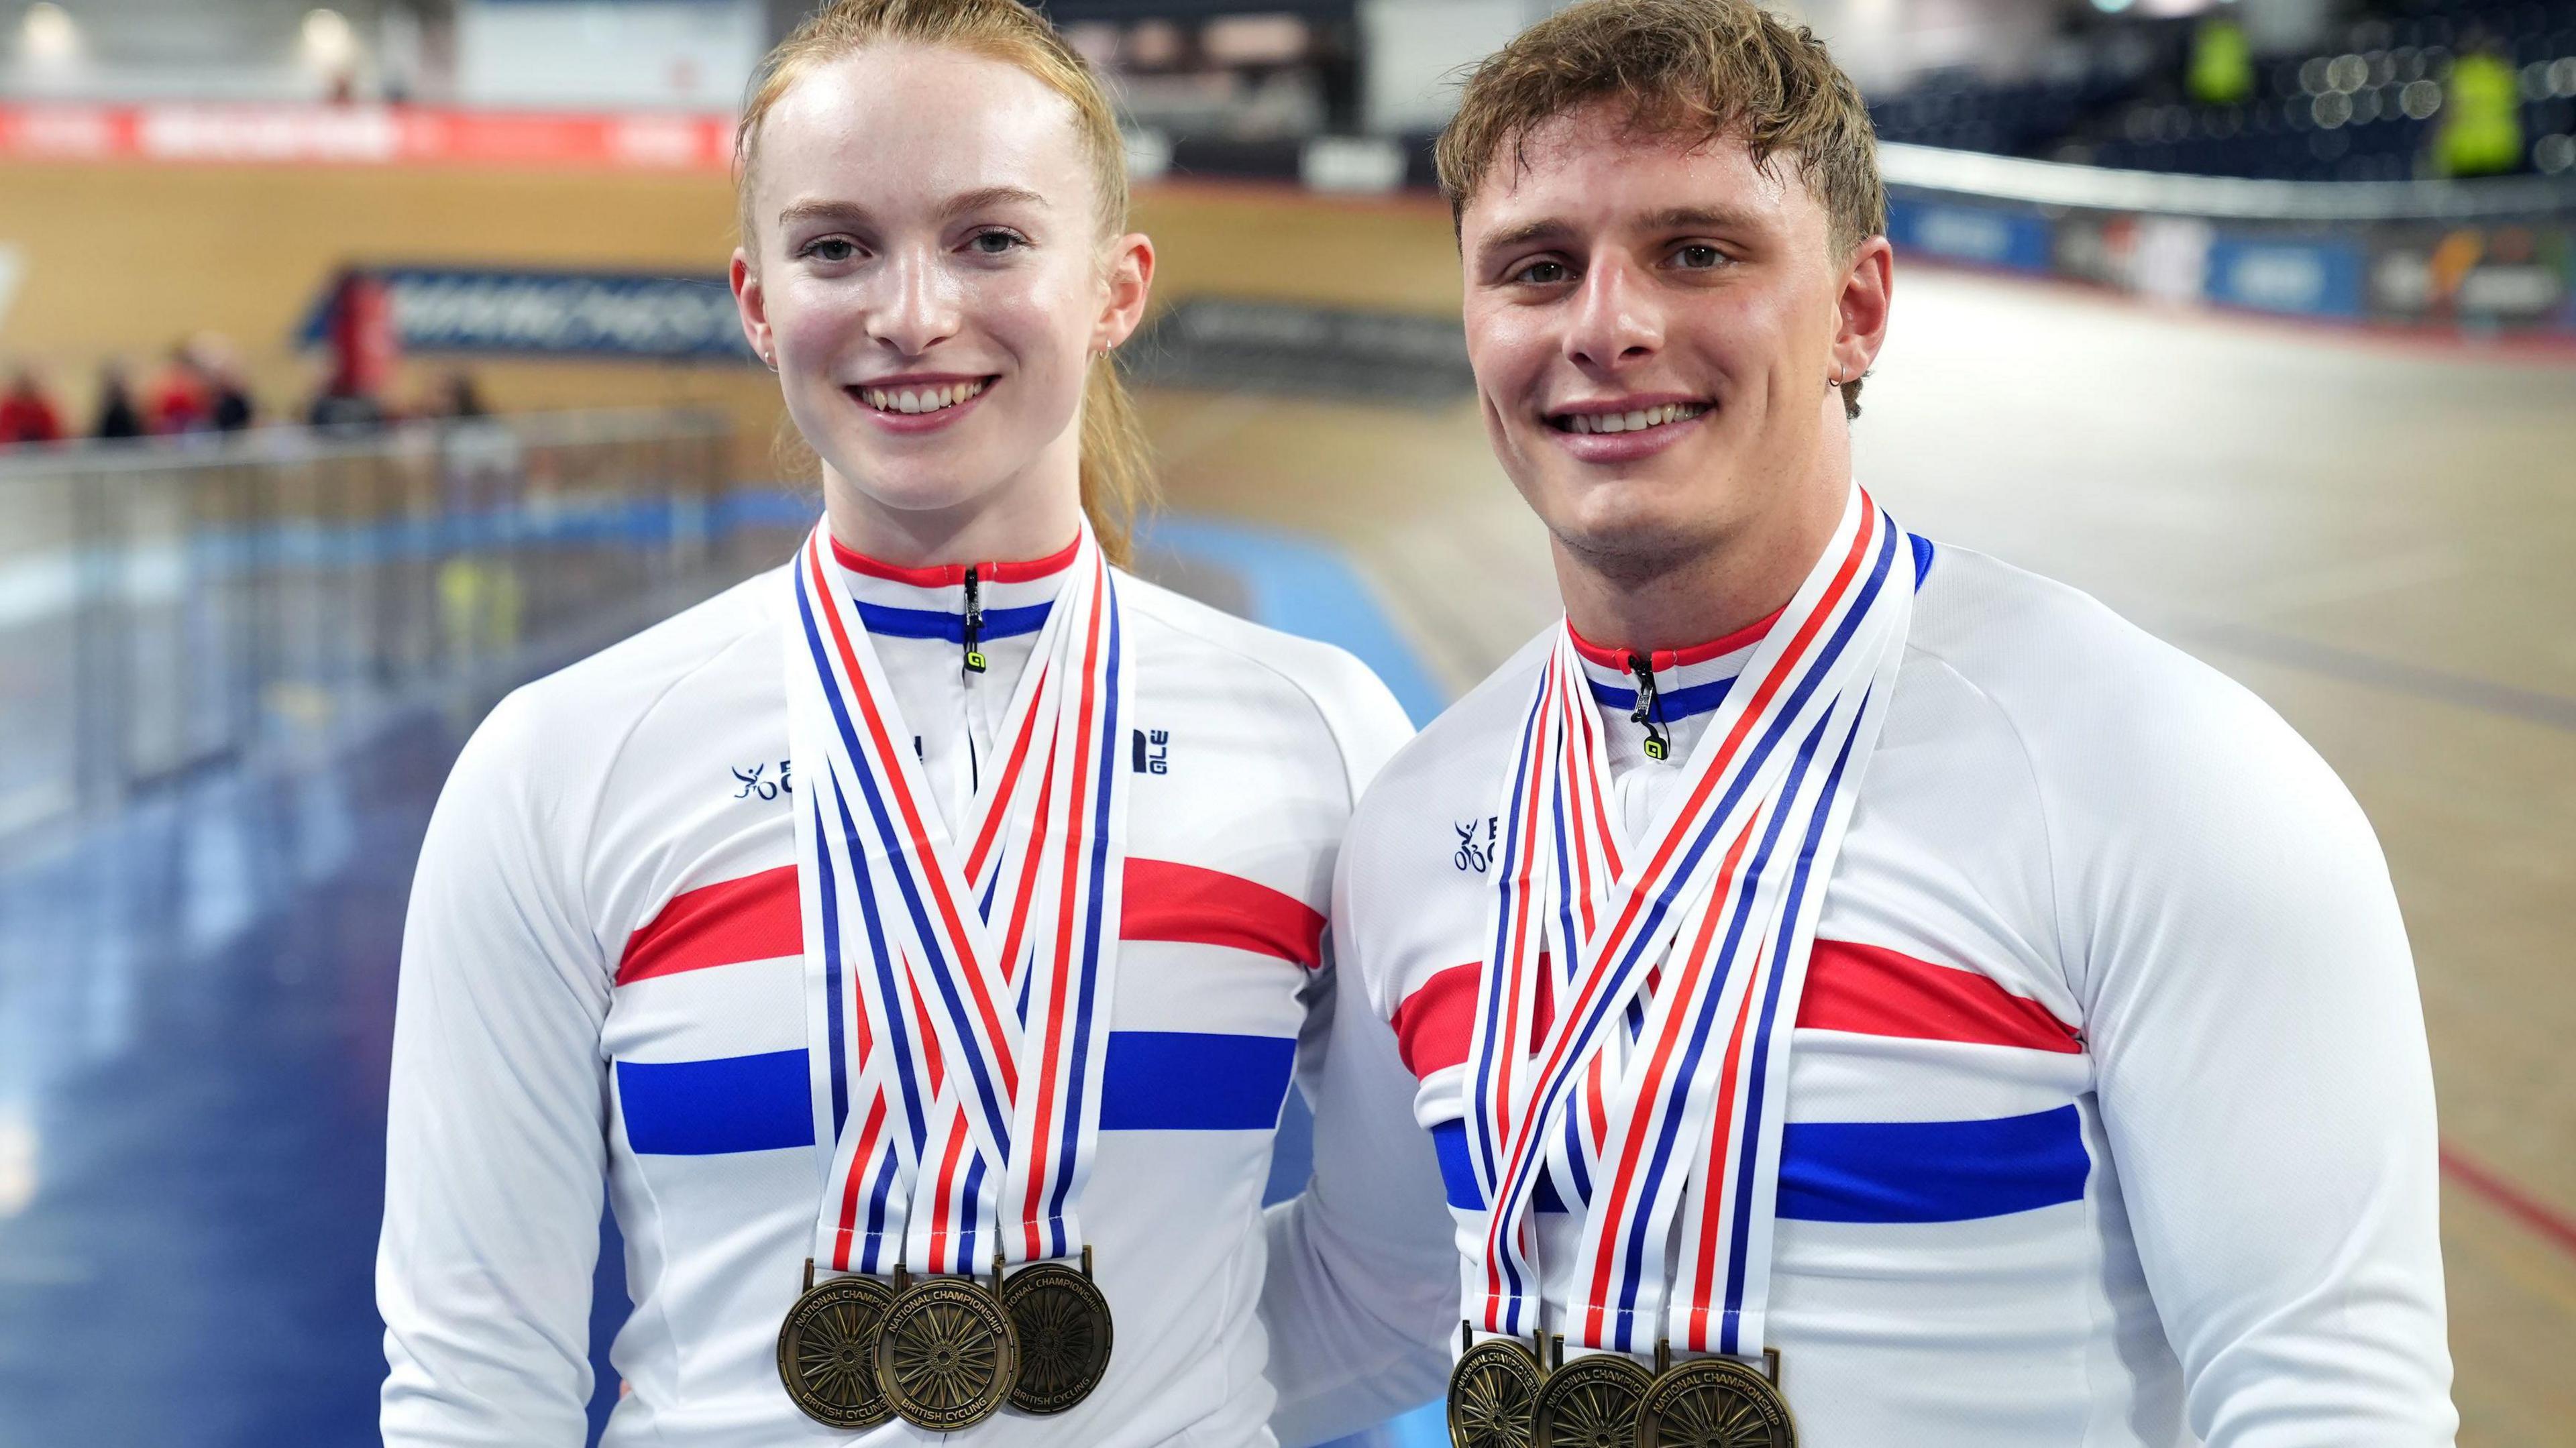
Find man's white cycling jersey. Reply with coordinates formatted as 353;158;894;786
1337;535;2457;1447
380;538;1457;1447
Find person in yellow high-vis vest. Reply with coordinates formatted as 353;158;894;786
2437;46;2524;177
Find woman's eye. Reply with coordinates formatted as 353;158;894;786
1672;243;1725;270
968;230;1026;256
1513;260;1571;286
802;238;858;264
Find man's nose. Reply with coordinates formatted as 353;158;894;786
1562;258;1661;370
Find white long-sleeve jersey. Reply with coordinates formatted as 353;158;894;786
1337;538;2457;1447
379;541;1458;1448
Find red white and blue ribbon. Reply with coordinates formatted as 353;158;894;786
785;518;1129;1282
1458;486;1913;1363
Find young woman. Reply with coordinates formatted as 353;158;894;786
376;2;1455;1443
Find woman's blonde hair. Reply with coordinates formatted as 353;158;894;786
735;0;1155;562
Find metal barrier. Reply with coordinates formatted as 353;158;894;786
0;409;734;842
1877;142;2576;331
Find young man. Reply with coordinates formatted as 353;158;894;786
1335;1;2459;1444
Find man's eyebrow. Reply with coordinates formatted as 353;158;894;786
1638;204;1763;233
1472;217;1572;262
774;187;1050;230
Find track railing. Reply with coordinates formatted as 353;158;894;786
0;408;733;842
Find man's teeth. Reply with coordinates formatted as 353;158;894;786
860;379;987;414
1560;402;1707;435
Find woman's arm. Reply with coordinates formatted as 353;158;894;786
380;691;614;1447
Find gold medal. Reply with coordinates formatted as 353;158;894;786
775;1260;896;1429
999;1247;1114;1415
1447;1322;1544;1448
1636;1347;1795;1448
1531;1338;1653;1448
875;1263;1020;1431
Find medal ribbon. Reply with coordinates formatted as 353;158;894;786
786;519;1128;1282
1458;487;1911;1355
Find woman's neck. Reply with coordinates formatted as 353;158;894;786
820;459;1088;570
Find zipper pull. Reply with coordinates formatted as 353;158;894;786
1628;651;1671;761
962;565;987;673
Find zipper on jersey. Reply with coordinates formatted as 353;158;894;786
961;565;988;674
1628;651;1672;761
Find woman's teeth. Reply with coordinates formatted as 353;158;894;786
860;379;987;414
1559;402;1707;435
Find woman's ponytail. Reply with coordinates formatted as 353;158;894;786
1078;355;1154;567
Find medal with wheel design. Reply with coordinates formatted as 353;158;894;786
1530;1341;1654;1448
1636;1349;1795;1448
1000;1247;1114;1415
874;1264;1020;1431
1446;1322;1543;1448
775;1260;897;1429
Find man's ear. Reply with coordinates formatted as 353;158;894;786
1828;235;1894;387
1094;232;1157;353
731;249;774;368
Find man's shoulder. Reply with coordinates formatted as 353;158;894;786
1905;542;2356;854
1344;627;1552;884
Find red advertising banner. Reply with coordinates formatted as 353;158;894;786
0;103;734;172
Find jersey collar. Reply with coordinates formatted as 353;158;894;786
828;533;1080;645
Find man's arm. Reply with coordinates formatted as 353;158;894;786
1259;886;1458;1447
2057;665;2456;1447
380;690;612;1447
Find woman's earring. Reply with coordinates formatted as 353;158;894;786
759;349;779;374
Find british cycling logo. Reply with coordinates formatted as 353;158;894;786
1454;817;1499;873
733;761;792;801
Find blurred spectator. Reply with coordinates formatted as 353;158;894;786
308;375;390;434
420;369;490;422
196;336;258;433
2438;40;2524;178
93;363;144;440
148;345;210;435
2186;17;2253;108
0;368;66;447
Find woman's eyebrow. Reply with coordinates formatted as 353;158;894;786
776;199;869;229
938;185;1049;218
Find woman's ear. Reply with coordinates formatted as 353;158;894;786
1094;231;1157;353
731;248;776;370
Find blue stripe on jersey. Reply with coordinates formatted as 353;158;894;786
1574;539;1930;719
1098;1031;1297;1131
1428;1105;2087;1224
619;1050;816;1156
618;1032;1298;1156
855;600;1051;644
1586;674;1734;721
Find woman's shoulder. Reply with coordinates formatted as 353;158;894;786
1116;569;1416;801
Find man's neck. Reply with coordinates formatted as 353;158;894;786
1554;467;1848;657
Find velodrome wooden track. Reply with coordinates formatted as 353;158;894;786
5;161;2572;1443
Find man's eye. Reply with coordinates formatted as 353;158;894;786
802;238;858;263
1672;243;1725;269
1513;260;1570;285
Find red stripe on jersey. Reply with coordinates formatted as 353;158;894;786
1797;939;2082;1053
1391;958;1554;1080
616;858;1322;985
617;865;801;987
829;533;1082;588
1390;940;2078;1078
1120;858;1325;969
